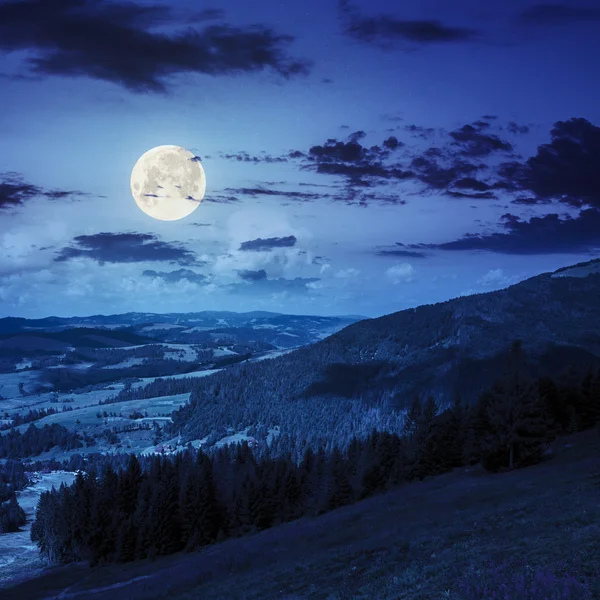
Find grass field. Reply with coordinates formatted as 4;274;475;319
3;428;599;600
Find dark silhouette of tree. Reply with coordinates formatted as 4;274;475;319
478;375;549;471
326;446;353;510
30;356;600;569
0;494;26;533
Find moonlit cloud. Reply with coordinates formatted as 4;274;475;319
386;263;415;284
54;232;200;265
239;235;298;252
0;0;598;318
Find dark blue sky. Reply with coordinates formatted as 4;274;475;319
1;0;599;317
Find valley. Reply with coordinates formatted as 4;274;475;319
2;263;600;597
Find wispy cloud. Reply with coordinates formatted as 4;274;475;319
0;0;311;93
142;268;206;284
0;172;89;209
239;235;298;251
338;0;477;49
407;209;600;255
55;232;200;265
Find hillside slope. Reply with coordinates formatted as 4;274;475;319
4;428;599;600
172;261;600;444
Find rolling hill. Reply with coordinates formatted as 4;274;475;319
171;260;600;445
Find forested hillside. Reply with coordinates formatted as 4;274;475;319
27;357;600;568
169;267;600;452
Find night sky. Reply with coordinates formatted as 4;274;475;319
1;0;599;318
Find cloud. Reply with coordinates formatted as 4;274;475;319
444;190;497;199
54;232;199;265
452;178;492;192
348;130;367;142
224;187;321;202
203;194;241;204
142;268;206;284
383;136;403;150
477;268;521;288
338;0;477;48
220;151;288;164
0;173;40;209
226;276;319;295
239;235;297;251
510;196;552;206
381;114;404;123
444;177;497;198
0;172;89;209
498;118;600;208
506;121;530;135
334;268;360;278
404;124;436;138
449;123;514;158
410;152;485;190
408;208;600;254
0;0;310;93
304;137;413;185
386;263;415;284
238;269;268;281
291;117;593;207
376;244;428;258
518;4;600;25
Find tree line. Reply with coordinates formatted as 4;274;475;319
0;460;28;533
0;423;86;459
30;354;600;566
1;406;61;431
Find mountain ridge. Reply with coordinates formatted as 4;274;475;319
171;260;600;445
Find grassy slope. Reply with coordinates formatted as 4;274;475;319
3;428;600;600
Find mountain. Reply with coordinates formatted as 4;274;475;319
0;328;155;352
171;260;600;445
0;311;363;351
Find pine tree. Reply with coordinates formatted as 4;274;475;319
195;453;221;545
88;464;119;564
0;494;26;533
326;446;354;510
117;454;142;517
153;460;183;556
115;516;137;563
134;478;154;560
250;478;275;530
479;374;549;471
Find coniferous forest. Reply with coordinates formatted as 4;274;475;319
29;354;600;567
0;460;28;533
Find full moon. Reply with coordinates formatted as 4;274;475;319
130;145;206;221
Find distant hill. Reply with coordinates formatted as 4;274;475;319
171;259;600;443
0;312;363;351
0;328;154;351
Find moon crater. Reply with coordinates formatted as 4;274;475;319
130;145;206;221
